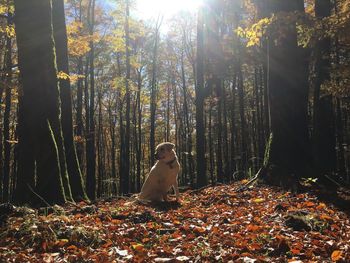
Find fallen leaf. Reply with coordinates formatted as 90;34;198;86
154;257;173;262
176;255;190;261
253;198;265;203
331;250;342;261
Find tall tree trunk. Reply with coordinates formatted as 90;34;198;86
52;0;87;201
136;69;142;191
215;77;224;183
254;67;263;163
75;1;84;167
86;0;96;200
181;50;194;186
3;9;13;202
166;83;170;142
122;0;131;194
97;87;104;197
237;65;247;174
195;5;207;187
336;98;346;179
208;101;215;184
76;58;84;166
316;95;336;178
222;83;230;181
14;0;68;205
265;0;310;187
108;106;117;194
150;20;161;166
313;0;333;179
230;79;237;177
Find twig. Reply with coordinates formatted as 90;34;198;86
27;184;52;208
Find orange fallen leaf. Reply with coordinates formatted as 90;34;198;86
66;245;78;251
131;243;144;251
102;240;113;248
247;224;260;232
320;214;333;221
55;239;69;247
316;203;326;210
249;243;262;250
331;250;342;261
291;248;301;255
304;201;315;207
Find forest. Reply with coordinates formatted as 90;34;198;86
0;0;350;262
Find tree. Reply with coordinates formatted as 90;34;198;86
312;0;336;179
52;0;87;201
2;3;13;202
121;0;131;194
86;0;96;200
264;0;310;186
13;0;71;205
149;18;162;166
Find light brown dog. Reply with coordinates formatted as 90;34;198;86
139;142;180;202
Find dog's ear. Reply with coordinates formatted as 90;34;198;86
166;143;175;151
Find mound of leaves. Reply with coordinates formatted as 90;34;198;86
0;182;349;262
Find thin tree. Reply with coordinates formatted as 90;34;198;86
52;0;87;201
122;0;131;194
150;17;162;166
195;8;208;187
2;5;13;202
86;0;96;200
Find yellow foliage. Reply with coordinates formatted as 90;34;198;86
57;72;84;85
67;21;92;57
0;25;15;38
234;17;271;47
0;5;7;15
57;71;70;80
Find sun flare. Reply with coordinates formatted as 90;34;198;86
136;0;202;19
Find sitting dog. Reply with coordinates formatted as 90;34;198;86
139;142;180;202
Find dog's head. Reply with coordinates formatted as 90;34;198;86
155;142;176;162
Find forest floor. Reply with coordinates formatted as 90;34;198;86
0;182;350;263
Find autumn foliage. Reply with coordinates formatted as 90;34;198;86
1;183;349;262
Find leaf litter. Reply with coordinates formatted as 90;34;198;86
0;182;349;262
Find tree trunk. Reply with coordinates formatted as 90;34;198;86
237;65;247;173
2;10;13;202
14;0;67;205
215;77;224;183
150;20;161;166
52;0;87;201
313;0;333;179
265;0;310;187
316;95;336;178
230;78;237;178
181;50;194;186
195;7;207;187
136;69;142;191
223;82;230;181
86;0;96;200
75;1;84;167
122;0;131;194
